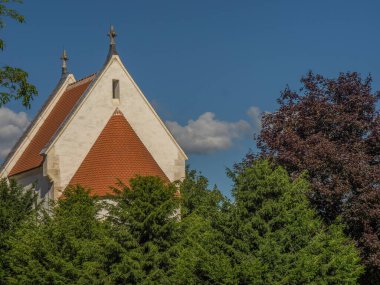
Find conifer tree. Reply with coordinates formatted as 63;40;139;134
229;160;364;284
3;170;364;284
169;169;237;284
5;186;120;284
106;176;180;284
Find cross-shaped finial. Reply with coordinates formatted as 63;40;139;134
60;49;68;75
108;25;117;45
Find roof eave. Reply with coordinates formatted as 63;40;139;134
0;74;76;176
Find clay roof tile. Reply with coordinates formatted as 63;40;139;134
8;75;95;176
69;109;169;196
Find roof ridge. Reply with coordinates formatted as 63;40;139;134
67;73;96;89
113;108;123;116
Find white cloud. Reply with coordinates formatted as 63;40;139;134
166;107;262;154
247;106;262;130
0;105;263;159
0;108;30;159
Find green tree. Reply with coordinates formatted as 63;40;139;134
168;214;236;285
3;169;364;284
5;186;120;284
230;160;364;284
107;174;237;285
168;169;237;284
0;0;37;108
0;178;38;284
254;72;379;283
180;167;228;220
106;176;180;284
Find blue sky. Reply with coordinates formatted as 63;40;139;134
1;0;380;197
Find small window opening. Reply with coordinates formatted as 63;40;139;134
112;79;120;99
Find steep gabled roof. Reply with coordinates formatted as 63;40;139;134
0;74;71;175
40;27;120;156
42;54;187;161
69;109;169;196
3;26;187;187
8;75;95;176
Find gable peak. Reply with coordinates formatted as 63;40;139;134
113;108;123;116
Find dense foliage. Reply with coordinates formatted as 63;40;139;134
0;163;364;284
0;178;38;284
229;160;363;284
0;0;37;108
253;72;380;283
5;186;118;284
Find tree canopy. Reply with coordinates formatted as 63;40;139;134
229;160;363;284
254;71;380;283
0;178;38;284
1;165;364;284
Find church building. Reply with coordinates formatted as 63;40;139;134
0;26;187;202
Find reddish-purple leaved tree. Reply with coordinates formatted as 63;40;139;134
257;72;380;283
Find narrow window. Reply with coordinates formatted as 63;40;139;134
112;79;120;99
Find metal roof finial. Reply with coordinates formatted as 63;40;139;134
107;25;118;57
60;49;68;76
108;25;117;46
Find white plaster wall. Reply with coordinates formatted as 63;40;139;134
11;167;53;208
46;56;186;193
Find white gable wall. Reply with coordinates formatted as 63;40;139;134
45;56;186;196
11;167;53;207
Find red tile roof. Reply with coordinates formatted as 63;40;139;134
69;109;169;196
9;75;95;176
